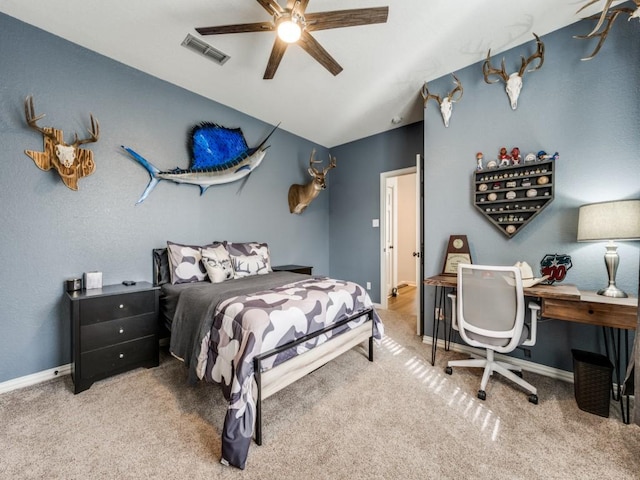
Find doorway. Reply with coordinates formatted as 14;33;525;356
379;156;423;335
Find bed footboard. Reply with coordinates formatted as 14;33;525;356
252;308;374;445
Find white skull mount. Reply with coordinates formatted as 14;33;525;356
55;144;77;168
483;33;544;110
505;73;523;110
421;74;463;128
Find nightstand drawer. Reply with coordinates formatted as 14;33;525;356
81;313;157;352
80;290;156;325
80;336;157;379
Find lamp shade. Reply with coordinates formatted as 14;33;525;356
577;199;640;242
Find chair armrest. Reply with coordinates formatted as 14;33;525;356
522;301;540;347
448;293;458;331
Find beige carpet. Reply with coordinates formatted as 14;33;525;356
1;309;638;479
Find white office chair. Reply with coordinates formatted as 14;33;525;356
445;264;540;404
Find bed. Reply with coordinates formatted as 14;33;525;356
153;242;383;469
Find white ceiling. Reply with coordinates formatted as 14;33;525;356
0;0;612;147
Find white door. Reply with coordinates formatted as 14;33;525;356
380;161;422;337
384;179;396;298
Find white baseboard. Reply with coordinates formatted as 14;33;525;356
422;335;575;384
0;364;71;395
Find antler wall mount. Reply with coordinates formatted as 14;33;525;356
575;0;640;60
23;96;100;191
421;74;463;127
195;0;389;79
482;33;545;110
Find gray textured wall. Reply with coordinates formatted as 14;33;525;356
0;14;330;383
331;20;639;371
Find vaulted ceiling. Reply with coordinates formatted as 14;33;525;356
0;0;616;147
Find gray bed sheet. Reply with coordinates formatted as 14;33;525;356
162;271;309;384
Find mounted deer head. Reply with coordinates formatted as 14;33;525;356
575;0;640;60
482;33;544;110
288;149;336;214
24;96;100;190
421;73;463;127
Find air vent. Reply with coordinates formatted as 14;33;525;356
181;34;230;65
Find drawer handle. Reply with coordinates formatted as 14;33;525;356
118;327;124;334
588;309;594;315
119;304;124;309
119;353;124;359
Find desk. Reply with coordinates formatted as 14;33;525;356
424;274;638;422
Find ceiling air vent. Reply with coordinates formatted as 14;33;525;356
181;34;230;65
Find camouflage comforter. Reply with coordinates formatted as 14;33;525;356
199;276;383;469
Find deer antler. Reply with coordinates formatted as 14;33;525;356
24;96;57;143
482;51;509;84
72;114;100;148
308;148;322;174
517;33;544;76
323;155;336;174
447;74;464;102
420;83;442;106
575;0;637;60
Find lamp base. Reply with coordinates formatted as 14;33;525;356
597;285;628;298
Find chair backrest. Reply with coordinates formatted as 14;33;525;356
456;264;525;353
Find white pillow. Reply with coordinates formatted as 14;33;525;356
202;244;234;283
232;254;269;279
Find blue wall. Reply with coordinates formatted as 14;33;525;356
2;12;638;384
331;20;639;371
0;13;330;383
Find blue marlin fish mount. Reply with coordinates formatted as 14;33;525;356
122;122;278;204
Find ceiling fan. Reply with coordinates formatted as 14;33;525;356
195;0;389;79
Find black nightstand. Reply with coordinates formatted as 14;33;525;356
67;282;160;394
272;264;313;275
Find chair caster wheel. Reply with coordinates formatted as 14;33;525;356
477;390;487;401
528;394;538;404
445;366;453;375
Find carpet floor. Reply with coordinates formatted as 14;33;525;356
1;308;638;479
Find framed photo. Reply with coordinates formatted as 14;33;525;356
441;235;472;275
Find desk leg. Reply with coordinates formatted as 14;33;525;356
602;326;631;424
430;286;451;366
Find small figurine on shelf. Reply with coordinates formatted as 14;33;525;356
524;152;536;163
510;147;522;165
476;152;484;171
537;150;548;161
498;147;511;167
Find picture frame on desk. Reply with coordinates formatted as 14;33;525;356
441;235;472;275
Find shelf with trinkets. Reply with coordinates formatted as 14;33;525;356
473;153;555;238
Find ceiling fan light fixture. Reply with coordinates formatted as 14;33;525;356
277;14;302;43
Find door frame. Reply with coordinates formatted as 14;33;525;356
379;165;421;335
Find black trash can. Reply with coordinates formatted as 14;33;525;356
572;349;613;417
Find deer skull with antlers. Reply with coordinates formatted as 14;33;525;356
288;149;336;214
575;0;640;60
482;33;545;110
24;96;100;190
421;74;463;127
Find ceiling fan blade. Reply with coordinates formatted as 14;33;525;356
196;22;274;35
264;37;289;79
305;7;389;31
256;0;284;16
287;0;310;14
298;31;343;76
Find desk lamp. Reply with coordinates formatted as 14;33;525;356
577;199;640;298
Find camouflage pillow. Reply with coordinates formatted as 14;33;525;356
202;244;234;283
166;241;219;285
225;241;272;272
